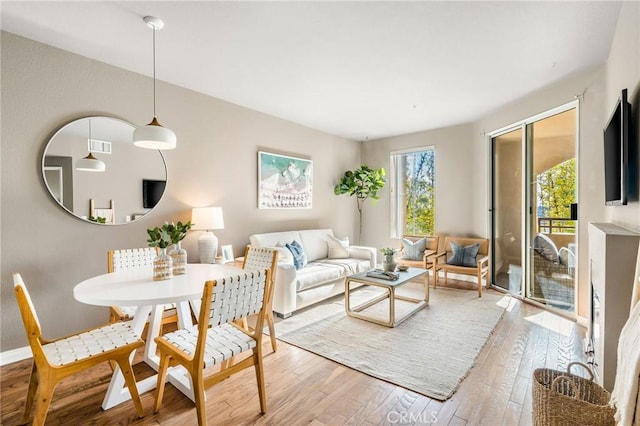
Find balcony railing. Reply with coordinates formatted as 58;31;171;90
537;217;576;234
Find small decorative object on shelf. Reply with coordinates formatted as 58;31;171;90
380;247;398;272
166;221;192;275
147;225;173;281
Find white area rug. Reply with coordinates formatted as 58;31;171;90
275;285;507;400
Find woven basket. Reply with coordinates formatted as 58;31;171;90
532;362;616;426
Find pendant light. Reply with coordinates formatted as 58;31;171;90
133;16;176;150
76;118;106;172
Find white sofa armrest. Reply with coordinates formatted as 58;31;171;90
348;245;377;266
272;263;297;318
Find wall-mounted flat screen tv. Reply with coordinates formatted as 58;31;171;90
603;88;630;206
142;179;166;209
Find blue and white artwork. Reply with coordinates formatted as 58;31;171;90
258;151;312;209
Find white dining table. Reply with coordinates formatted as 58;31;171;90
74;263;244;410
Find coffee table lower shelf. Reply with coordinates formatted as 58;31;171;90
345;267;429;327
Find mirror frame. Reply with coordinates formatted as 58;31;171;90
41;116;167;225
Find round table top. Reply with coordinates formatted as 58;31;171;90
74;263;243;307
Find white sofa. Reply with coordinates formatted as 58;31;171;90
249;229;377;318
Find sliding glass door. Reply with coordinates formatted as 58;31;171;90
491;105;577;314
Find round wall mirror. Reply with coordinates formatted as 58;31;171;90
42;116;167;225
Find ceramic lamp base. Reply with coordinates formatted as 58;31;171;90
198;231;218;264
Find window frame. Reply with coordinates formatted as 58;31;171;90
389;146;436;238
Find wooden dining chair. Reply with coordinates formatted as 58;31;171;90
154;270;271;425
107;248;179;334
13;273;145;425
241;246;279;352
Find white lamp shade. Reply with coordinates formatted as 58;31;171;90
191;207;224;230
133;117;176;150
76;153;106;172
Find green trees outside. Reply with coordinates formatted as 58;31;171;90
403;150;435;235
536;158;576;233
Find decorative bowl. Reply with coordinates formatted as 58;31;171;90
397;265;409;272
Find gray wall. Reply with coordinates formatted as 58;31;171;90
1;32;361;351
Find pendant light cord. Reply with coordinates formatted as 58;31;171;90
152;27;157;117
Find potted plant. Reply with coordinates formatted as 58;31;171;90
147;226;173;280
380;247;398;272
165;221;192;275
334;164;386;244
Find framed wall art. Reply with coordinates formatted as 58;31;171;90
258;151;312;209
221;245;234;263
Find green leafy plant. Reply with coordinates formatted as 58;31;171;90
147;226;172;249
334;165;386;243
88;216;106;224
380;247;398;257
163;221;193;244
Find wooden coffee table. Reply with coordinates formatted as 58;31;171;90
345;267;429;327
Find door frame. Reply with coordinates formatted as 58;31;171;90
487;99;580;317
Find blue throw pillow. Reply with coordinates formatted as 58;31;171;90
446;242;480;267
285;240;308;270
402;237;426;261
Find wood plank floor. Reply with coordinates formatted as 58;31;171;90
1;281;587;425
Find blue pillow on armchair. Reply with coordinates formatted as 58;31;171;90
446;242;480;267
285;240;308;270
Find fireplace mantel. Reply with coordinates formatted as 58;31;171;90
588;222;640;391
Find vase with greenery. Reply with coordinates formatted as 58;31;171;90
166;221;192;275
147;225;173;281
380;247;398;272
334;165;386;243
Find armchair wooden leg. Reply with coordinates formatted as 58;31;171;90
477;270;482;297
21;362;38;424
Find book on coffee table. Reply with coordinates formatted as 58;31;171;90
365;269;399;281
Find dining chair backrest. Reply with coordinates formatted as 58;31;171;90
13;274;43;354
200;270;270;329
242;246;278;285
108;247;158;272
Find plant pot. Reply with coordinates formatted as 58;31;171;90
382;255;397;272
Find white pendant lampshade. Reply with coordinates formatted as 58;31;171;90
76;153;106;172
76;118;106;172
133;117;176;149
191;207;225;264
133;16;176;150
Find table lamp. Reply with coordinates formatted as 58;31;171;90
191;207;224;263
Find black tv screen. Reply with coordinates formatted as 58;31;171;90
603;89;630;206
142;179;166;208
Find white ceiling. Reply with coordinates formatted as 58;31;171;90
1;1;621;141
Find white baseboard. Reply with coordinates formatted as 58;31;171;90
0;346;32;366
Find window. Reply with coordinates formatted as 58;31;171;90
390;147;436;238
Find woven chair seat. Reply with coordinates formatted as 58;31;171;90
116;303;178;320
42;322;140;366
159;323;256;366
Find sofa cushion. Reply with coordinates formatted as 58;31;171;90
402;237;426;260
250;231;302;249
286;240;307;270
299;229;334;261
327;235;349;259
447;242;480;267
294;258;370;292
533;233;559;263
273;243;294;265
